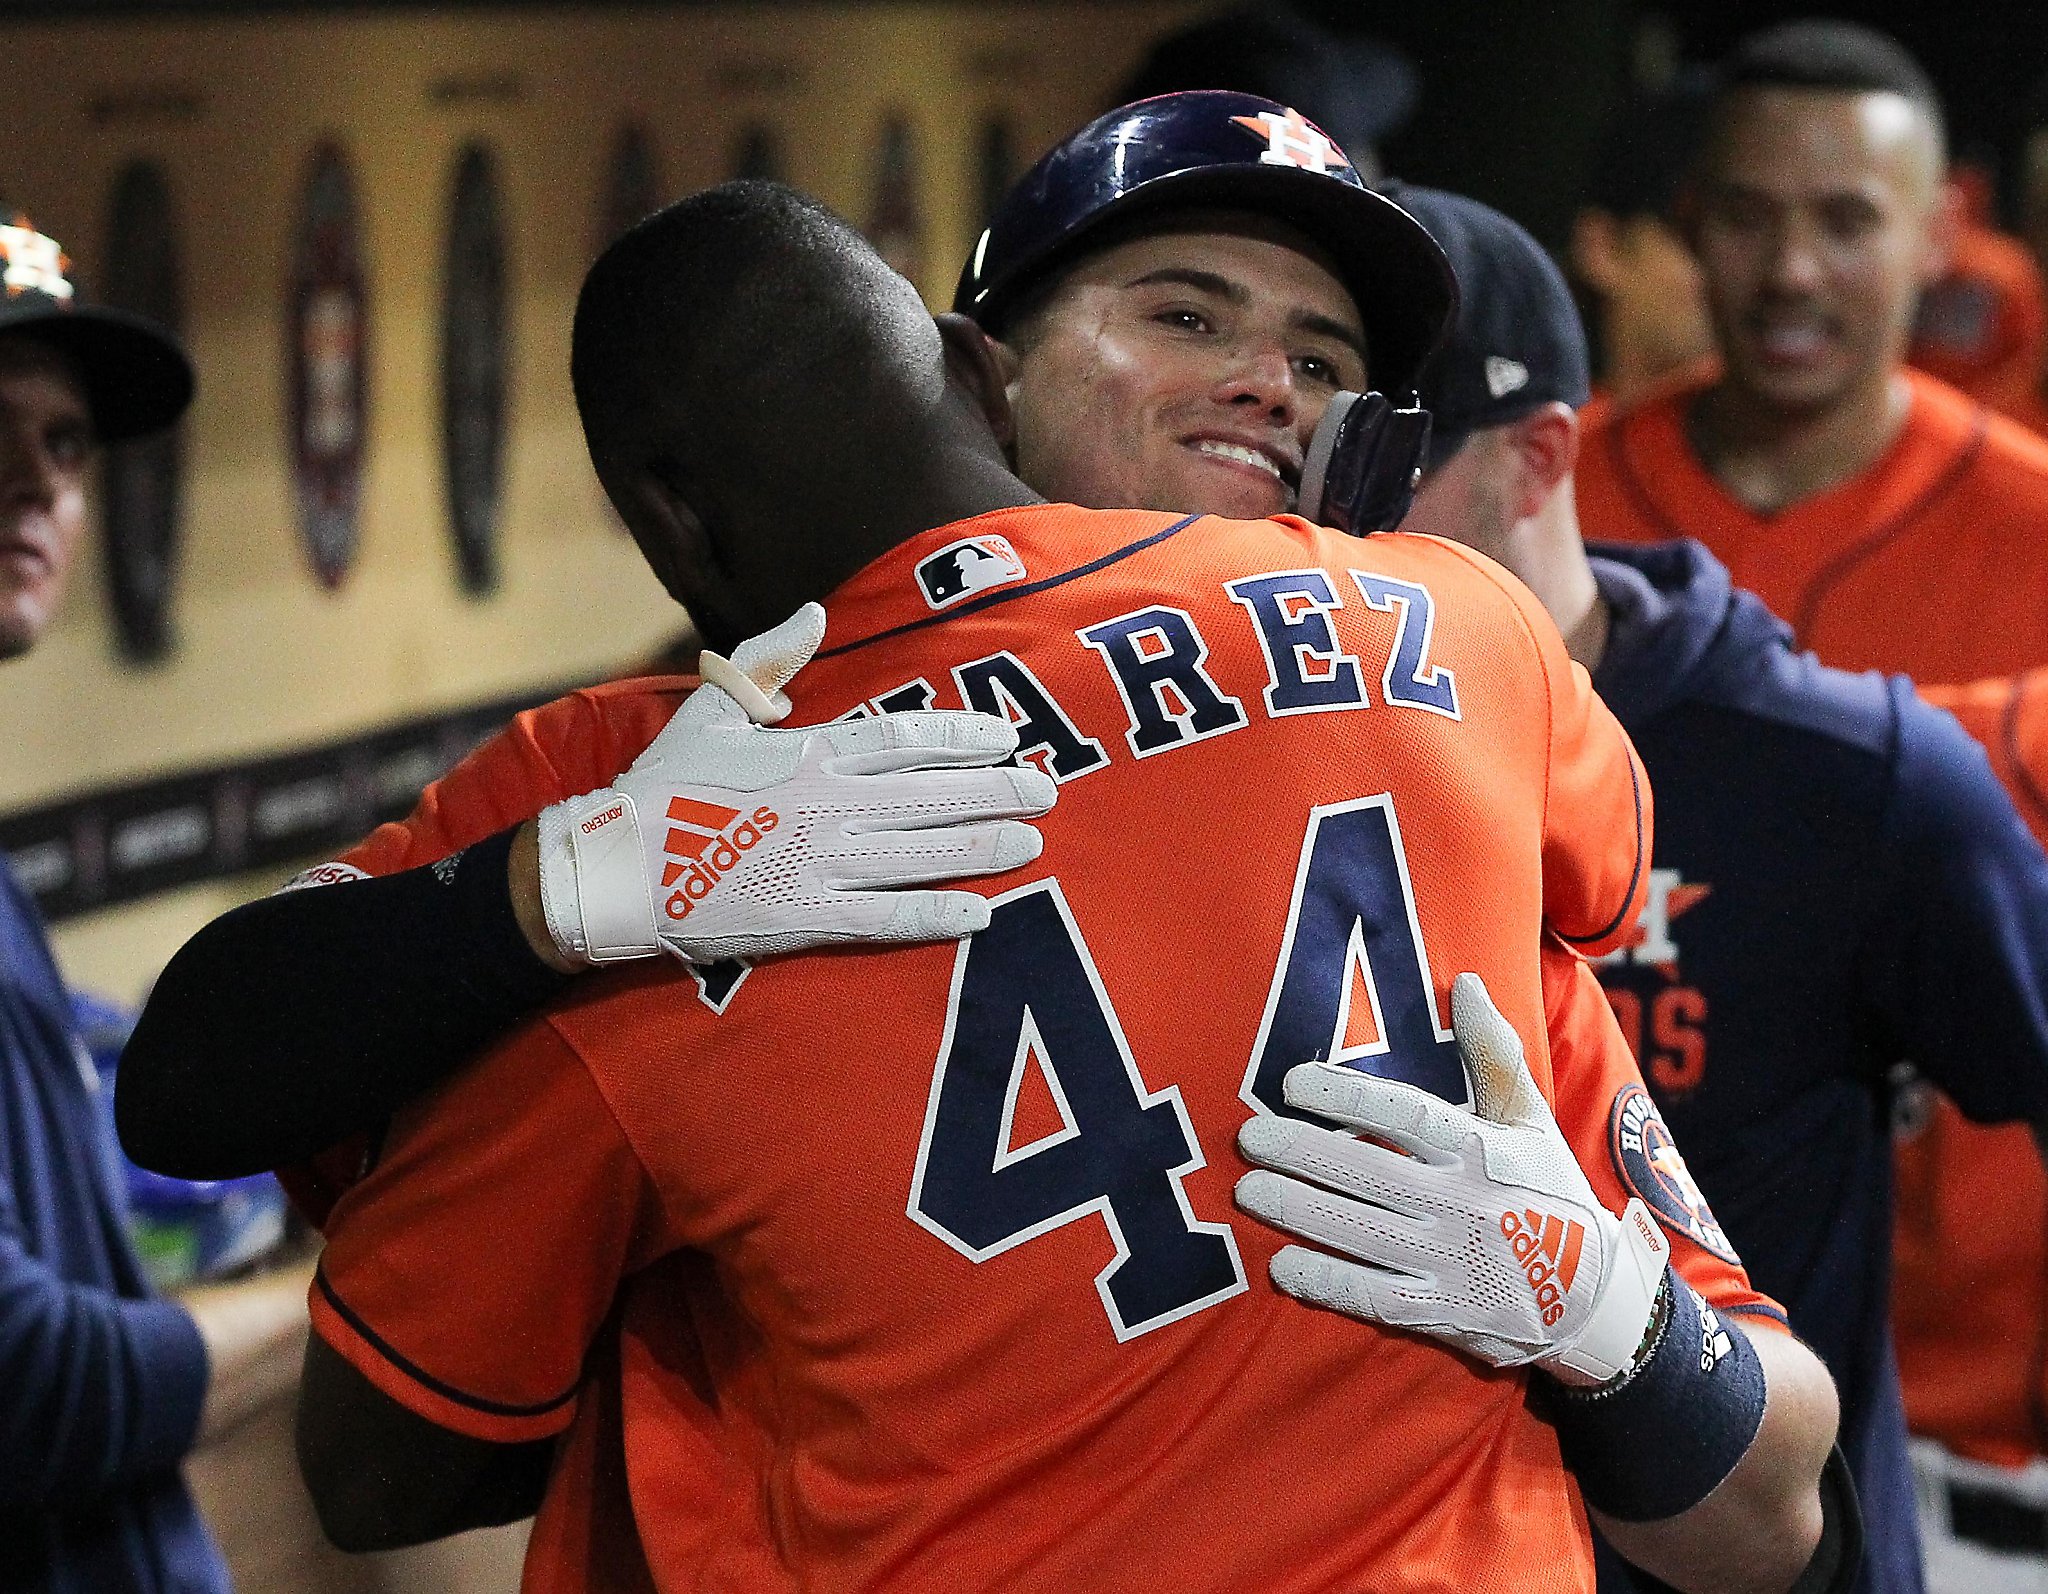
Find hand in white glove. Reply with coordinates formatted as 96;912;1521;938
1234;972;1669;1387
537;603;1056;966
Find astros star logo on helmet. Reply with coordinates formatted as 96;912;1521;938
1229;108;1350;175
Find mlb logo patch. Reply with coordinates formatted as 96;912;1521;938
916;534;1026;610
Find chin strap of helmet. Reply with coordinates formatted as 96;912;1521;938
1296;390;1433;535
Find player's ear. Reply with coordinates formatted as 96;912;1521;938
1922;175;1965;285
1509;402;1580;517
603;457;749;650
935;311;1017;450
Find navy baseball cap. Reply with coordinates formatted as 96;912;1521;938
956;91;1457;398
0;208;193;442
1378;183;1589;463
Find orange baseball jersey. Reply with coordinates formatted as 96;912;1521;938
1894;669;2048;1466
309;505;1772;1592
1577;366;2048;682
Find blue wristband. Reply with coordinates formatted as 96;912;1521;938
1549;1267;1768;1522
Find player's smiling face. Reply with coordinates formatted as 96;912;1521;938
1690;86;1948;417
996;215;1367;521
0;335;93;661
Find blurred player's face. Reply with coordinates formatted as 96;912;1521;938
0;336;93;661
1690;86;1947;417
1000;217;1367;520
1571;209;1713;388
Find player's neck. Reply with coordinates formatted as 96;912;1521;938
788;441;1042;602
1499;481;1608;672
1599;315;1683;410
1686;368;1912;516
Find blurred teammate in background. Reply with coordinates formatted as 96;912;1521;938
0;211;310;1594
1393;178;2048;1594
1577;21;2048;682
1569;73;1716;408
2015;72;2048;357
1891;668;2048;1592
1905;160;2048;426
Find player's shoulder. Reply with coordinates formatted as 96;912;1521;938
1701;633;1900;764
1920;671;2029;739
554;673;697;713
514;674;695;752
1270;520;1560;656
1976;404;2048;483
1275;517;1542;600
1909;368;2048;488
1580;361;1716;446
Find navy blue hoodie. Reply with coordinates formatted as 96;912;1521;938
1585;540;2048;1594
0;857;226;1593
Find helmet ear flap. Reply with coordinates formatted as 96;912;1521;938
1297;391;1433;535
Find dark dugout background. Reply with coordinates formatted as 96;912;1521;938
1292;0;2035;246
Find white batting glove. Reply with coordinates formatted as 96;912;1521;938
1235;973;1669;1388
536;603;1056;966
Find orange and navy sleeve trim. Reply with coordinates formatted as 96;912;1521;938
309;1266;581;1445
2000;671;2048;836
1555;746;1648;949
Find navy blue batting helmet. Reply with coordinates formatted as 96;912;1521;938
952;91;1457;398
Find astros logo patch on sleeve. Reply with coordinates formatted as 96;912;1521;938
1608;1084;1737;1262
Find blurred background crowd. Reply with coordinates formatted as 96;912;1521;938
12;1;2048;1590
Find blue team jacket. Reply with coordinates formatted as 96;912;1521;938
1585;539;2048;1594
0;858;227;1593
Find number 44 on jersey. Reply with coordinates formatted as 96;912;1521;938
908;794;1471;1340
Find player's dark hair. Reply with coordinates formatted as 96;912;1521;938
572;180;902;473
1716;21;1945;149
570;178;1031;649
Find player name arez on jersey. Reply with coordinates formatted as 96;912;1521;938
310;507;1776;1594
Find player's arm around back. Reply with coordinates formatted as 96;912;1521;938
117;606;1053;1180
1236;972;1840;1593
1589;1324;1839;1594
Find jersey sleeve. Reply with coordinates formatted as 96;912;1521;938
277;680;687;1228
1481;561;1651;958
1540;939;1786;1328
308;1015;669;1443
340;682;688;875
1861;681;2048;1125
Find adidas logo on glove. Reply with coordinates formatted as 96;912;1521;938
661;795;781;921
1501;1208;1586;1328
